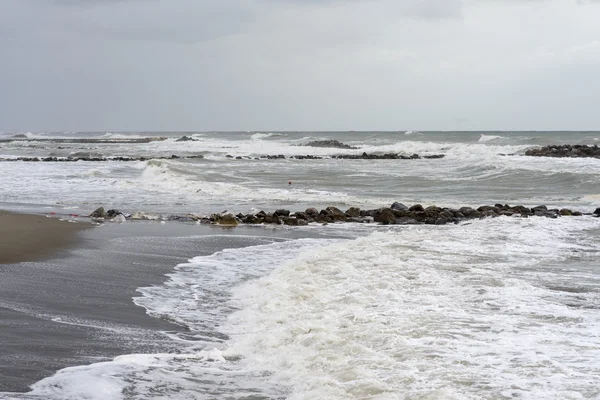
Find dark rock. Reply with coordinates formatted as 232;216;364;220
303;140;358;149
176;136;197;142
594;208;600;216
305;208;319;218
525;144;600;158
90;207;107;218
391;202;408;211
409;204;425;212
559;209;572;216
396;217;420;225
345;207;361;217
106;209;122;218
374;208;396;225
274;209;291;217
213;213;238;226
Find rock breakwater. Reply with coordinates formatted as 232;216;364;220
0;155;205;162
525;144;600;158
86;203;596;226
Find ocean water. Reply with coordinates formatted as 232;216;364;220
1;131;599;399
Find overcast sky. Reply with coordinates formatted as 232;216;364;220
1;0;599;131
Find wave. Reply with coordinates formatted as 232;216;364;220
478;133;505;143
5;217;600;399
250;132;282;140
225;217;600;399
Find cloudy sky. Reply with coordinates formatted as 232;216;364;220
1;0;599;131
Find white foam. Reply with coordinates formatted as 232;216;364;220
478;133;505;142
250;132;282;140
224;217;600;399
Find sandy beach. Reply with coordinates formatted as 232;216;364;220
0;211;91;265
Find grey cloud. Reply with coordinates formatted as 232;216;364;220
1;0;600;131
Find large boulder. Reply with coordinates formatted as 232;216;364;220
345;207;361;217
391;202;408;211
213;213;238;226
374;208;396;225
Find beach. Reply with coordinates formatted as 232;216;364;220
0;131;599;399
0;217;326;394
0;212;91;265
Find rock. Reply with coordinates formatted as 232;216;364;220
409;204;425;212
106;209;122;218
213;213;238;226
131;211;160;221
391;202;408;211
305;208;319;218
531;205;548;212
525;144;600;158
345;207;361;217
303;140;358;149
294;212;311;221
396;217;420;225
326;206;346;221
282;217;308;226
111;214;127;223
90;207;107;218
374;208;396;225
176;136;197;142
594;208;600;216
274;209;291;217
559;209;572;216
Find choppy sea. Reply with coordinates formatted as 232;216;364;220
0;131;599;399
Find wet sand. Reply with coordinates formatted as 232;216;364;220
0;211;92;264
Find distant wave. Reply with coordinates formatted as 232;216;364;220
404;130;422;135
251;132;282;140
478;134;505;143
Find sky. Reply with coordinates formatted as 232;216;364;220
0;0;599;131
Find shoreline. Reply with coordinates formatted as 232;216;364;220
0;211;93;265
0;220;325;392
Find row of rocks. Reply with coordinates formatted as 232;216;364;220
88;203;598;226
223;152;446;160
0;137;167;144
301;140;359;149
0;155;205;162
334;152;445;160
525;144;600;158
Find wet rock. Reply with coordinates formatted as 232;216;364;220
212;213;238;226
374;208;396;225
303;140;358;149
90;207;107;219
106;209;122;218
176;136;197;142
396;217;420;225
559;209;572;216
345;207;361;217
391;202;408;211
409;204;425;212
282;217;308;226
274;209;291;217
325;206;346;221
305;208;319;218
525;144;600;158
594;208;600;216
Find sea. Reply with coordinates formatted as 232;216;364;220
0;130;599;399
